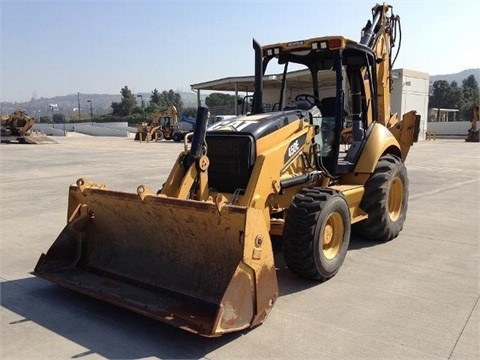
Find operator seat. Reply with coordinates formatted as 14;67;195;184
283;99;313;111
319;97;336;117
295;100;314;110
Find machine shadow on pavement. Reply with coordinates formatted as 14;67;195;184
1;278;241;359
347;234;385;250
3;238;359;357
272;234;381;297
2;235;391;358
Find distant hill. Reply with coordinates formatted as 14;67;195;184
0;91;207;120
2;69;477;119
429;68;479;85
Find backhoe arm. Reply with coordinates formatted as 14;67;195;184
360;3;401;128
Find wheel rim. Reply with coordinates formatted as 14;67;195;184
322;212;344;260
388;176;404;221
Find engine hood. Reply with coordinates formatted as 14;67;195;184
207;109;310;140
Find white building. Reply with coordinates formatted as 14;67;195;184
391;69;430;140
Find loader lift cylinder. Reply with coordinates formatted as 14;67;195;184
185;106;209;169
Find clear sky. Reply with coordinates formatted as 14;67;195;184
1;0;479;102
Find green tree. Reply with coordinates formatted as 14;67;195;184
53;113;66;124
430;80;452;109
429;80;463;120
111;86;138;116
459;75;479;120
449;81;463;109
150;88;162;106
462;75;479;105
430;76;479;121
429;80;448;109
39;115;51;124
182;107;197;118
144;103;161;116
205;92;239;107
132;106;145;115
157;89;183;112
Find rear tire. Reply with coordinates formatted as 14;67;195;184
353;154;408;241
283;188;351;281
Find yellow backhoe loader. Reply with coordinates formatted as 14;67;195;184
34;3;420;337
1;110;55;144
135;105;178;142
465;104;479;142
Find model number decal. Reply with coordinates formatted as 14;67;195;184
284;134;307;163
288;140;300;157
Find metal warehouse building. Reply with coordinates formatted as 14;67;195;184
191;68;430;140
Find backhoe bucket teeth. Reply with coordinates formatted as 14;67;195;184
33;183;278;337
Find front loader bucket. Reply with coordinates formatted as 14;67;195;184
23;134;57;144
33;180;278;337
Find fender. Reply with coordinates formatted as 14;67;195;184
354;123;401;173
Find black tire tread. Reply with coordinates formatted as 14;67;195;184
283;187;348;281
354;154;408;241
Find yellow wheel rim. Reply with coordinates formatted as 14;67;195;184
322;212;344;260
388;176;404;221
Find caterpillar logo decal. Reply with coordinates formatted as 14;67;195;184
208;119;259;132
284;134;307;163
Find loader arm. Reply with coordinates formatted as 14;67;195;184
160;106;210;200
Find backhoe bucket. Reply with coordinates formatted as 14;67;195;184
33;181;278;337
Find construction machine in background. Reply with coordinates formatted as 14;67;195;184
465;104;479;142
34;3;420;337
134;105;178;142
172;120;195;142
1;110;55;144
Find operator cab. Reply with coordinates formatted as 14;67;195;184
253;37;378;176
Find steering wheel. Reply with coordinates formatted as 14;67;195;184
295;94;321;108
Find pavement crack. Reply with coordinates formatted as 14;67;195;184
448;294;480;359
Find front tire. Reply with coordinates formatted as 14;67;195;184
155;131;164;142
283;188;351;281
173;132;182;142
353;154;408;241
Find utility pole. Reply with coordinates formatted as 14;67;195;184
86;99;94;125
77;92;81;121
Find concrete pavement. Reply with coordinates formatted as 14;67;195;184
1;137;478;359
